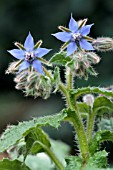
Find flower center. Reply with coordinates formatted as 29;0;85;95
24;52;35;63
72;33;82;41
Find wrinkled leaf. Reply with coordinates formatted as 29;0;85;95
93;96;113;116
90;130;113;154
25;127;51;156
87;150;108;168
0;111;67;153
53;66;60;93
98;118;113;131
65;156;82;170
70;87;113;99
76;102;90;118
0;159;30;170
50;52;71;66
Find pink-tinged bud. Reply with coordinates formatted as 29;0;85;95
83;94;94;107
87;52;100;64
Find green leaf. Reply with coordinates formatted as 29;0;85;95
0;159;30;170
98;118;113;131
53;66;60;93
92;96;113;116
70;87;113;99
87;150;108;168
66;60;74;69
86;66;97;76
25;127;51;156
0;111;67;153
65;156;82;170
50;51;71;66
76;102;90;118
90;130;113;154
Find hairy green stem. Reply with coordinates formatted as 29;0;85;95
69;115;89;161
43;67;73;109
66;67;73;89
87;111;95;143
43;67;89;162
65;67;89;162
37;141;64;170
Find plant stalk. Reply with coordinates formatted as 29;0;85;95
37;141;65;170
43;66;89;162
87;111;95;143
64;67;89;162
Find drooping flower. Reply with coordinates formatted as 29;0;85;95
52;15;94;56
8;32;51;75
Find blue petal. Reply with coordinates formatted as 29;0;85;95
80;39;94;50
52;32;71;42
24;32;34;51
8;49;25;59
79;24;93;36
67;42;77;56
19;61;30;72
69;15;78;32
32;60;44;75
34;48;51;58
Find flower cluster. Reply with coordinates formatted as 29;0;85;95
66;51;100;79
14;70;53;99
7;15;113;97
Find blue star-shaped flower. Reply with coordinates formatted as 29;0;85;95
52;16;94;56
8;32;51;75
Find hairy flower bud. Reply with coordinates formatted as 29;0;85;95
92;37;113;51
67;51;98;79
6;61;22;74
14;71;27;83
14;69;53;99
83;94;94;107
87;52;100;64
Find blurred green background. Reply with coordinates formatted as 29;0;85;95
0;0;113;150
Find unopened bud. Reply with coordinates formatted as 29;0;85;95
74;62;80;70
6;61;22;74
14;71;27;83
93;37;113;51
83;61;90;68
27;72;39;82
87;52;100;64
15;82;25;90
83;94;94;107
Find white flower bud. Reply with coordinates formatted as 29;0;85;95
83;94;94;107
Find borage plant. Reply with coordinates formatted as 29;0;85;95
1;15;113;170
